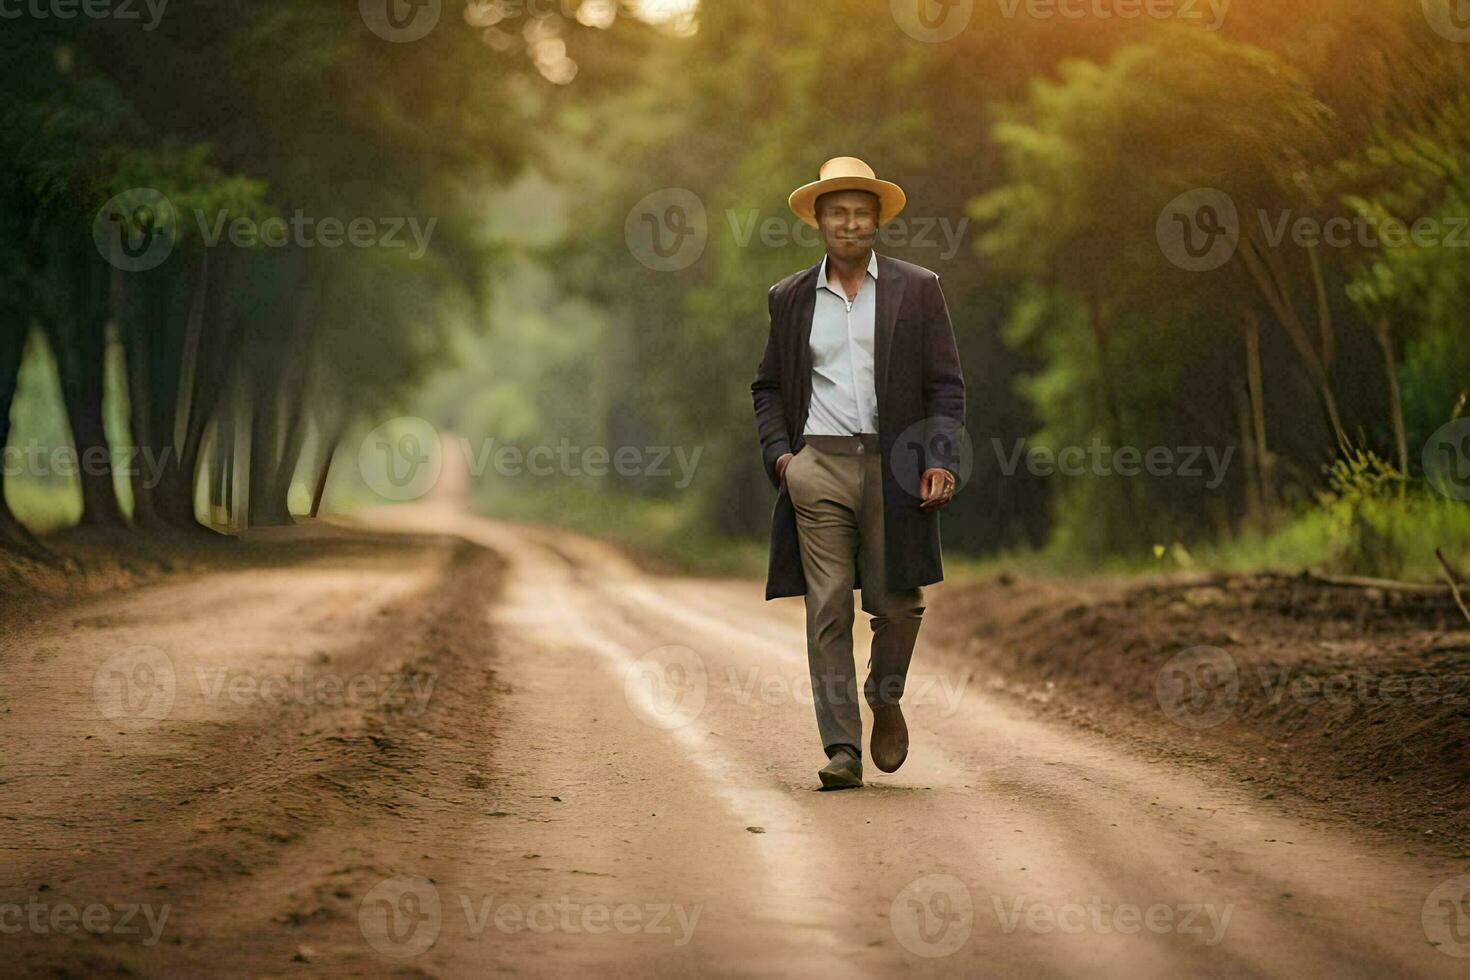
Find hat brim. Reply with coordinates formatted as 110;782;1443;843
788;177;906;229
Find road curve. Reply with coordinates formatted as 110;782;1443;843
373;499;1464;978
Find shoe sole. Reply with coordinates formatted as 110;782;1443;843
818;771;863;790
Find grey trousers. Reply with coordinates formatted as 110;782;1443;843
785;434;925;759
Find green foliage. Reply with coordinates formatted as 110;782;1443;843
9;0;1467;581
1316;449;1407;577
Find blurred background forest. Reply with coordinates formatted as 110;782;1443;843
4;0;1470;583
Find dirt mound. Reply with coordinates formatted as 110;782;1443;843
930;571;1470;854
0;519;401;609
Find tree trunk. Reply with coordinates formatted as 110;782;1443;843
119;268;163;526
265;284;322;518
1085;291;1139;539
1239;306;1275;517
129;254;196;529
167;251;241;529
1236;233;1352;457
246;387;292;526
0;317;49;558
1372;315;1409;480
39;232;123;528
309;413;347;518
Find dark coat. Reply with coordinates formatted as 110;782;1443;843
751;253;966;600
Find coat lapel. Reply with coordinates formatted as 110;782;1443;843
795;261;820;357
792;261;820;443
873;254;906;414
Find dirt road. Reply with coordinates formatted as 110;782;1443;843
3;494;1466;976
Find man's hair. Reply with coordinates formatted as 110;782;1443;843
815;188;880;221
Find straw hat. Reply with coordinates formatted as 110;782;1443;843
788;156;907;229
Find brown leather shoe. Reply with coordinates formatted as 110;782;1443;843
870;704;909;773
817;747;863;790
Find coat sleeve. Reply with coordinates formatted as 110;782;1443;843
751;283;793;489
921;272;967;480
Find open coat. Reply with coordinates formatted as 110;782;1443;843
751;253;966;600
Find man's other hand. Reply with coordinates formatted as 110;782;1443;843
919;468;956;510
776;452;795;488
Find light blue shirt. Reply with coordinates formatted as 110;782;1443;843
804;249;879;436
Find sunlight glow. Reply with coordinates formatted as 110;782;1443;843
630;0;699;35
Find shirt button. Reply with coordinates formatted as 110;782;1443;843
856;444;865;454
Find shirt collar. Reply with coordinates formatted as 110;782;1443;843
816;250;880;292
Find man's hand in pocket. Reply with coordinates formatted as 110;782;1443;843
776;452;795;489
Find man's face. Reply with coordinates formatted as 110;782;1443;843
816;190;880;261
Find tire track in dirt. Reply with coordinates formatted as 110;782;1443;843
5;502;1465;977
1;534;512;976
474;516;1464;977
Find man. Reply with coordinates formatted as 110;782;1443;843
751;156;966;790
